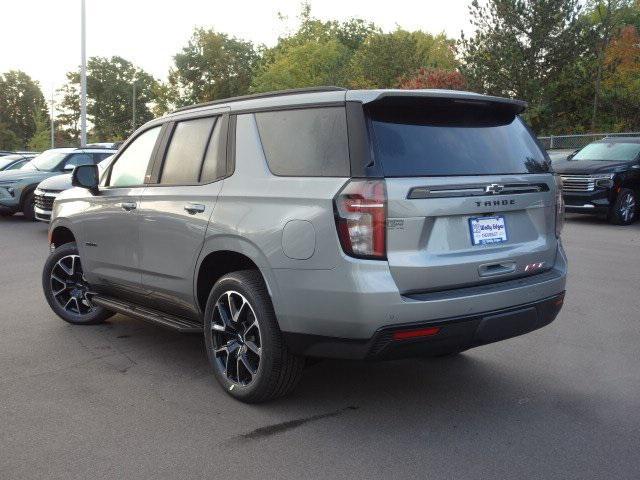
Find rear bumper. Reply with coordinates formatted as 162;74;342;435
284;292;565;359
273;242;567;341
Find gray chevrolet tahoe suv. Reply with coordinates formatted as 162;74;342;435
42;87;567;403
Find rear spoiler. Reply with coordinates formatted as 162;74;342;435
347;89;527;115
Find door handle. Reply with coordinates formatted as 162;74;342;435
121;202;137;211
184;203;206;215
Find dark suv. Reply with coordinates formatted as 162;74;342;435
42;88;567;403
554;138;640;225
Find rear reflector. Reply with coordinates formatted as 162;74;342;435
393;326;440;341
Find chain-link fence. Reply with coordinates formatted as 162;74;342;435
539;132;640;150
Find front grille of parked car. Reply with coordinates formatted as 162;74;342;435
560;175;595;193
34;190;61;211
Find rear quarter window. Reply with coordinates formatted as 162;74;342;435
255;107;350;177
367;101;549;177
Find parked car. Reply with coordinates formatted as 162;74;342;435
554;138;640;225
42;87;567;403
34;155;115;222
0;147;116;220
0;153;36;171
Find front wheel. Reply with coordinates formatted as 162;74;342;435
22;192;36;221
42;242;113;325
608;189;637;225
203;270;305;403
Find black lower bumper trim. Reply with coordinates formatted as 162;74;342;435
283;293;565;360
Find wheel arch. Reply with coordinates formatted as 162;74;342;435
49;219;77;248
194;236;281;318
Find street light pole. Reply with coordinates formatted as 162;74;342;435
80;0;87;147
50;89;55;148
132;82;136;131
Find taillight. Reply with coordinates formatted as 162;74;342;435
334;179;387;259
555;175;564;237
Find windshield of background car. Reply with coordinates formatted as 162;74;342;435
23;150;69;171
367;100;549;176
573;142;640;162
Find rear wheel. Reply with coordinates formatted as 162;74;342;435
22;192;35;221
42;242;113;325
203;270;305;403
608;189;637;225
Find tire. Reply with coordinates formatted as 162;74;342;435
42;242;113;325
0;211;13;217
203;270;305;403
608;189;637;225
22;191;35;221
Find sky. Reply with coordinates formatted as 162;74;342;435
1;0;472;101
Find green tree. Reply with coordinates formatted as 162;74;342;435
27;110;51;151
460;0;585;132
0;123;20;150
56;72;81;142
349;30;458;88
0;70;49;149
168;28;259;107
251;4;379;92
58;57;158;142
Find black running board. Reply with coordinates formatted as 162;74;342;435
92;295;203;333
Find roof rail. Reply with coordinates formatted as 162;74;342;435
172;86;347;113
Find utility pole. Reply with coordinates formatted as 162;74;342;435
50;89;55;148
80;0;87;147
132;82;136;131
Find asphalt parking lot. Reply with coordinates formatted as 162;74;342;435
1;214;639;480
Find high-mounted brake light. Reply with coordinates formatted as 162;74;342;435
334;179;387;259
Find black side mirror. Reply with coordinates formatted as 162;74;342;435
72;164;99;193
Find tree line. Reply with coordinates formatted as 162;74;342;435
1;0;639;149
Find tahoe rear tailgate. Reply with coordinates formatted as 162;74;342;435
364;94;558;294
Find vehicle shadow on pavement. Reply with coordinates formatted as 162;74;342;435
85;313;605;447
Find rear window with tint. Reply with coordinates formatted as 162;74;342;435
255;107;350;177
367;101;549;177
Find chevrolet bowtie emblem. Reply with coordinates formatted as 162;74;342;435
485;183;505;194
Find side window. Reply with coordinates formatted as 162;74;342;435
109;126;161;187
93;152;111;163
63;153;93;169
200;117;225;183
254;107;350;177
160;117;216;185
7;160;26;170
